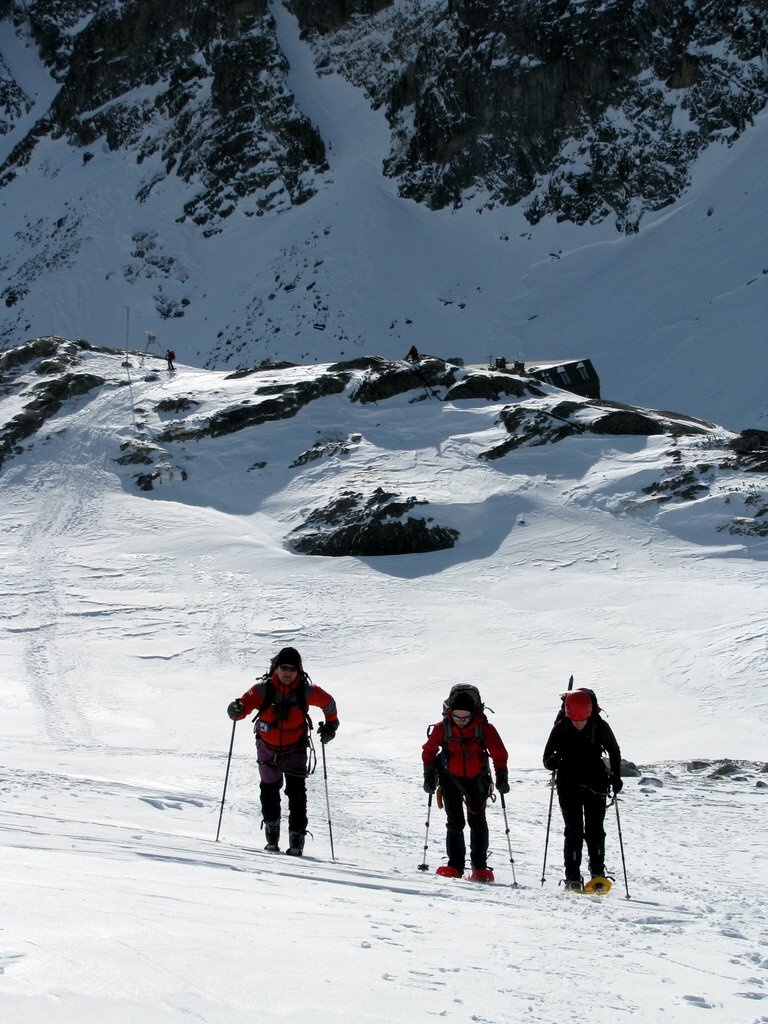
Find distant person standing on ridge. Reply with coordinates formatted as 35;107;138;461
542;687;622;891
165;349;175;371
422;684;509;882
226;647;339;856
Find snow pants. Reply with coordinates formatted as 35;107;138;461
557;780;607;881
256;737;308;833
439;772;491;872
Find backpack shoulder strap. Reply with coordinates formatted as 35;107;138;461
441;716;487;750
297;675;310;714
252;676;312;729
252;677;274;721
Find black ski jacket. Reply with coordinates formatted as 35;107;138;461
542;716;621;794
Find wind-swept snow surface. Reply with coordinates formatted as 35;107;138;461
1;346;767;1022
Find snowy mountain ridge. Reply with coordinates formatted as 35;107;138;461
3;335;768;556
0;0;767;434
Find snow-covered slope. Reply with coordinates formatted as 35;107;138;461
1;336;767;1021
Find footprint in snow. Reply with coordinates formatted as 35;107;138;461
682;994;717;1008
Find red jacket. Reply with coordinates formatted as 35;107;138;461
422;711;508;779
233;673;338;750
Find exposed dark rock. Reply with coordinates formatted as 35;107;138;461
638;776;664;788
371;0;767;229
225;362;298;379
0;369;105;471
0;336;60;372
114;445;154;466
327;355;390;373
709;760;742;778
494;405;578;449
288;0;393;35
643;468;709;501
591;410;667;436
290;438;354;467
729;429;768;472
155;396;199;414
685;758;766;780
288;486;459;555
445;373;527;401
350;358;457;403
157;371;346;440
730;428;768;454
4;1;328;226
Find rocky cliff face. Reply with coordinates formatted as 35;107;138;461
2;0;328;228
0;0;766;383
295;0;768;232
2;0;766;233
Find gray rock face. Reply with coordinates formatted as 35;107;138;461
2;0;765;233
287;487;460;556
301;0;768;231
2;0;328;226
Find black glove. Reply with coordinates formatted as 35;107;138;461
495;768;510;794
318;720;339;744
227;699;244;720
543;754;559;772
611;774;623;793
423;765;438;794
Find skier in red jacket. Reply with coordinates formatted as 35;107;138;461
227;647;339;856
422;685;508;882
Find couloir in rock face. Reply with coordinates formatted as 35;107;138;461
295;0;768;231
2;0;328;227
2;0;766;234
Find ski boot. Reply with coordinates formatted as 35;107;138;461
469;868;495;883
263;820;280;852
436;865;462;878
286;831;305;857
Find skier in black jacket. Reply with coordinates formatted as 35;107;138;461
542;688;622;890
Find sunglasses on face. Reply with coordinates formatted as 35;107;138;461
278;664;298;672
452;711;472;723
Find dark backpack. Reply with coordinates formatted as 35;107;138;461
443;683;484;716
432;683;490;754
253;659;311;725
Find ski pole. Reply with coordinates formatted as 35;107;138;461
321;740;336;862
417;792;433;871
540;772;556;885
215;719;237;842
613;793;631;899
499;793;518;886
539;674;571;882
